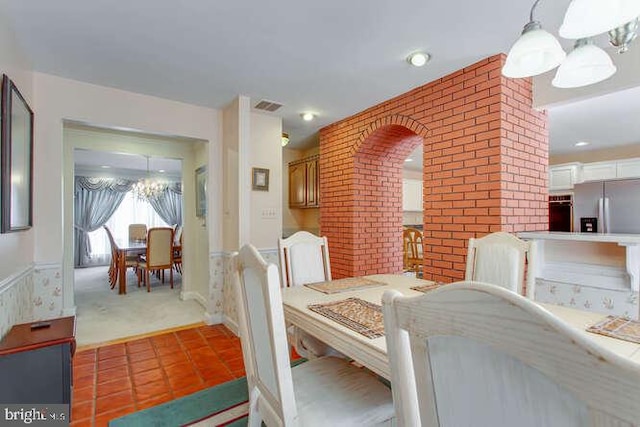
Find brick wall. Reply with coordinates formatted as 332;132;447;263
319;54;548;282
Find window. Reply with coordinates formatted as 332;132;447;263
85;191;169;266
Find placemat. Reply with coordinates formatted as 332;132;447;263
586;315;640;344
305;277;386;294
410;282;446;293
308;297;384;339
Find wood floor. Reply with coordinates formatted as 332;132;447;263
71;323;244;427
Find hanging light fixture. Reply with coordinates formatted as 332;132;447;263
552;38;617;88
503;0;640;88
281;132;290;147
132;156;166;201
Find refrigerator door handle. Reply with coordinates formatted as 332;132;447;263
603;197;610;234
598;198;604;233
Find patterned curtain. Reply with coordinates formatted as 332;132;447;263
74;177;134;267
148;182;183;226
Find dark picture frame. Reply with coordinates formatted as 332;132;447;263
1;74;34;233
195;165;207;218
252;167;269;191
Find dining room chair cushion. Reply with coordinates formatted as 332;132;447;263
235;244;394;427
382;281;640;427
128;223;147;241
137;227;174;291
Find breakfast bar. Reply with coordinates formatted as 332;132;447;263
518;232;640;319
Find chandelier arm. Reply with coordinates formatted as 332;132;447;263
529;0;543;23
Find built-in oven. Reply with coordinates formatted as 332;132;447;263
549;194;573;232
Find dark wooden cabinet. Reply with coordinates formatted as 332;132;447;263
289;155;319;208
0;316;76;404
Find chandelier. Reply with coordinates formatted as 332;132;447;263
502;0;640;88
132;156;166;201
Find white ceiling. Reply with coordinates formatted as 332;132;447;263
4;0;640;157
74;149;182;179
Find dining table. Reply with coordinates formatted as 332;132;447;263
281;274;640;380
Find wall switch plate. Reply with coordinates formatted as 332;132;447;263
261;208;277;219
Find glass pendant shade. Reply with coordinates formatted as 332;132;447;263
559;0;640;39
132;156;166;201
502;23;566;78
552;40;617;88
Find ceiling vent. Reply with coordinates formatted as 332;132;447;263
254;99;283;112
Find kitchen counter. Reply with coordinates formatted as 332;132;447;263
518;231;640;319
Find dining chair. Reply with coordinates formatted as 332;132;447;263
103;225;138;289
128;223;147;242
173;228;183;275
234;244;395;427
137;227;174;292
278;231;336;358
402;227;423;276
465;231;536;297
382;281;640;427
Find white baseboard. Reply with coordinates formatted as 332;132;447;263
181;291;207;308
223;315;239;336
203;311;223;325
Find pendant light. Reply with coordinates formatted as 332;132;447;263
559;0;640;39
132;156;166;201
552;38;617;88
502;0;566;78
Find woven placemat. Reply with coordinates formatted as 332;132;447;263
410;282;446;293
305;277;386;294
586;315;640;344
308;297;384;339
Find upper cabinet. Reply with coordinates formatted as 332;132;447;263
581;161;617;182
403;179;423;211
549;163;580;191
288;154;319;208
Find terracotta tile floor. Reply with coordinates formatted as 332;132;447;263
71;324;245;427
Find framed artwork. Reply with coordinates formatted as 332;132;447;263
195;165;207;218
1;74;34;233
252;167;269;191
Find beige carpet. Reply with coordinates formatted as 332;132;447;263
74;266;205;346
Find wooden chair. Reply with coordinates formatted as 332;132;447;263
137;227;174;292
173;229;183;275
402;227;423;276
234;244;395;426
278;231;335;358
128;223;147;242
382;282;640;427
465;231;535;297
103;225;138;289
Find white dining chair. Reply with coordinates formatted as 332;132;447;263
382;281;640;427
278;231;337;358
465;231;536;297
234;244;395;427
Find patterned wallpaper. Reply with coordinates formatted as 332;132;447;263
33;264;64;320
535;279;639;320
0;267;34;339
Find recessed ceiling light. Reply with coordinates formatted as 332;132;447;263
301;112;315;121
158;169;165;173
101;165;111;169
575;141;590;147
407;52;431;67
405;158;414;162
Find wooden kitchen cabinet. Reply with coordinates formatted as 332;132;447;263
0;316;76;404
289;155;319;208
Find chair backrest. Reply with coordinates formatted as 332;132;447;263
146;227;174;268
234;244;298;425
103;225;117;257
278;231;331;287
382;282;640;427
403;228;423;262
173;225;183;246
129;223;147;241
465;231;535;296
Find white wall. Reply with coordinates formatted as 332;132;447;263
0;1;33;280
32;72;221;314
223;99;240;251
249;112;282;250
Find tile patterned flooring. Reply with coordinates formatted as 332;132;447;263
71;324;245;427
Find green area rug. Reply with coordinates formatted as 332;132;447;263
110;360;306;427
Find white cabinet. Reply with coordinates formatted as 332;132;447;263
549;163;580;191
616;158;640;179
581;161;617;182
402;179;423;211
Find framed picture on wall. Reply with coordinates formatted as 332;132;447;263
195;165;207;218
252;167;269;191
1;74;34;233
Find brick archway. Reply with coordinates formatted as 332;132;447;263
320;55;549;281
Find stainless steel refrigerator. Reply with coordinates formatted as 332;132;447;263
573;179;640;233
